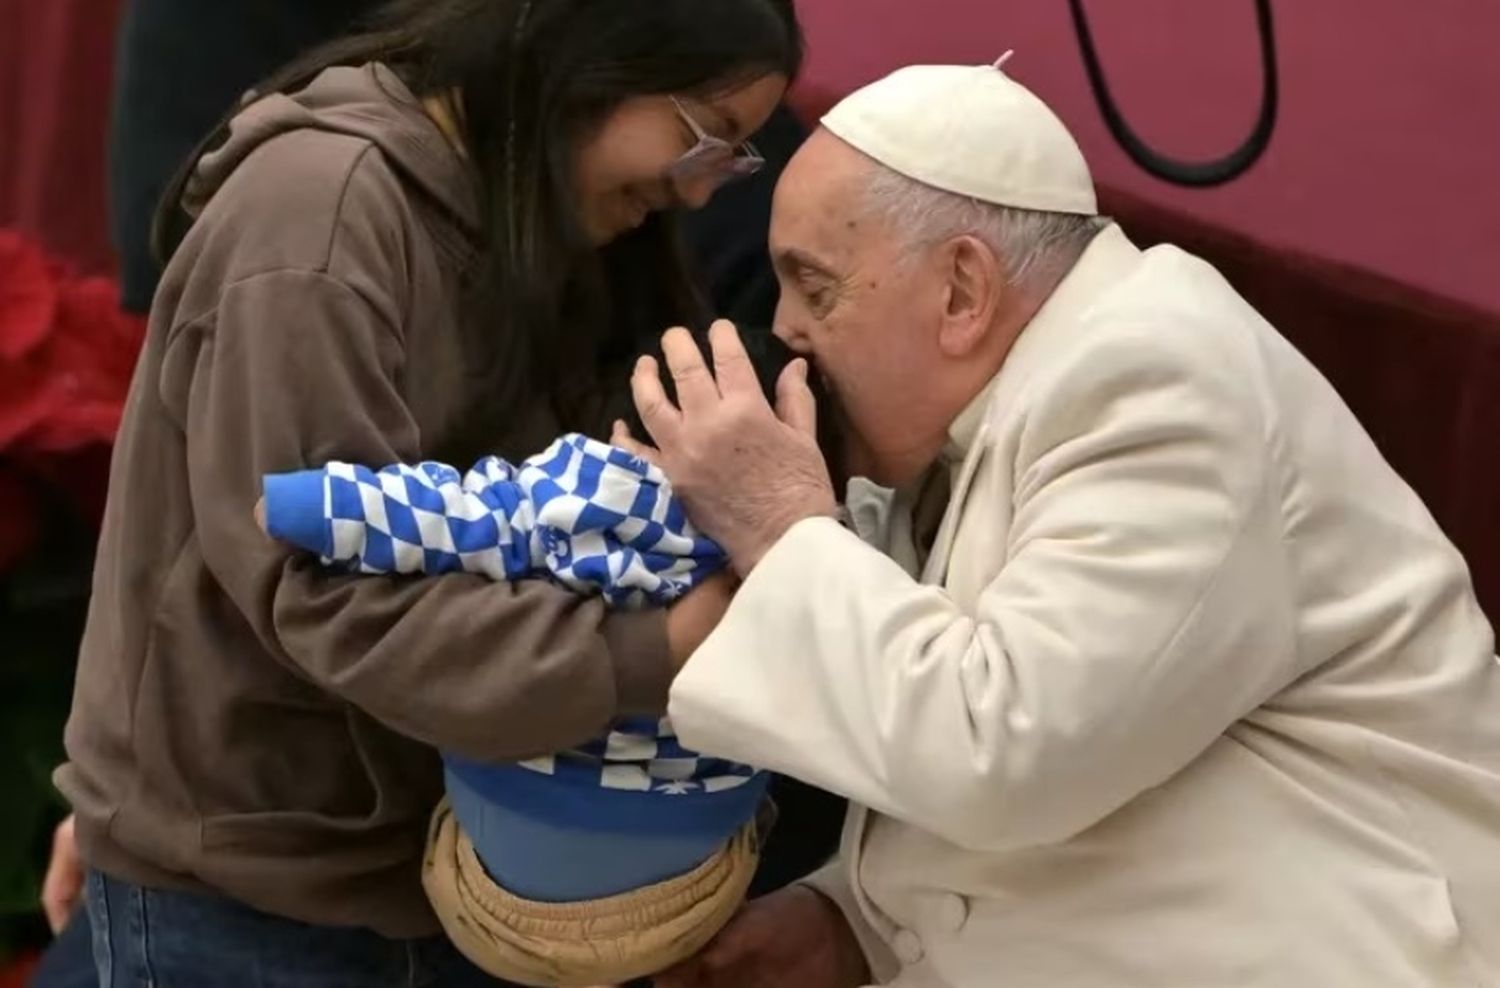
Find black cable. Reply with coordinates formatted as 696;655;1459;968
1068;0;1279;187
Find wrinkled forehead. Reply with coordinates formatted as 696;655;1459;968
770;129;878;264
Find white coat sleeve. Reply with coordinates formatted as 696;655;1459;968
668;330;1299;852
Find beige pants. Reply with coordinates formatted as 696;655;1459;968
422;799;761;987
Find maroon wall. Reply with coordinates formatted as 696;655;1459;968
791;0;1500;316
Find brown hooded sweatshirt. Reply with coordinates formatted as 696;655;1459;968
56;63;673;937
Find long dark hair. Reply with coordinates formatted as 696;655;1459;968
153;0;803;429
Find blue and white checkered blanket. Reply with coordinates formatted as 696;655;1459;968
262;434;763;831
263;433;728;607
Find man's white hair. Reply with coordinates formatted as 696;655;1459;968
861;164;1110;293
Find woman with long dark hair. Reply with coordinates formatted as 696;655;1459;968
57;1;803;983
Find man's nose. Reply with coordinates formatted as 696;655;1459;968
771;305;807;350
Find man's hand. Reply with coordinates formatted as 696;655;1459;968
666;571;738;670
631;321;838;576
41;814;83;935
655;885;871;988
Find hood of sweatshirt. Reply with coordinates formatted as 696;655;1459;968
183;62;480;237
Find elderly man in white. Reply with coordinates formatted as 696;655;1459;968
619;61;1500;987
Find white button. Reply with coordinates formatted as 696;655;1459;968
892;928;925;965
935;893;969;933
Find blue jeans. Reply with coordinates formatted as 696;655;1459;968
84;871;518;987
30;909;96;988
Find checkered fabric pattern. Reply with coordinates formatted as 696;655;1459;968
263;434;758;798
274;433;727;608
515;715;759;796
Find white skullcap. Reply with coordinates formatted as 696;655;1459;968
821;56;1098;216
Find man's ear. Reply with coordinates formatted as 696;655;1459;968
937;235;1004;359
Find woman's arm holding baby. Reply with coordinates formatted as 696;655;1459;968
259;454;537;580
259;433;732;609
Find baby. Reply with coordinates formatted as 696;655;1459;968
258;329;835;987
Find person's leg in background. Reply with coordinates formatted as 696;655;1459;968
108;0;378;315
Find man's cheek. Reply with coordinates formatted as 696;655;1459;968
843;434;878;483
834;396;881;481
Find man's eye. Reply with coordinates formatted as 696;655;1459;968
804;281;835;313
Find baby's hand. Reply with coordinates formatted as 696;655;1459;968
610;419;661;466
254;497;268;534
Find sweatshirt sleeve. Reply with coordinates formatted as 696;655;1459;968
260;440;731;610
261;457;538;582
159;268;672;761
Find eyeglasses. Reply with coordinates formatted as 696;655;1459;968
668;97;765;189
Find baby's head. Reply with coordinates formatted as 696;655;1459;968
626;327;845;493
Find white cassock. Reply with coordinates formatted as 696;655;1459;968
669;224;1500;987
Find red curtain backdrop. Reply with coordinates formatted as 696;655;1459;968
0;0;125;275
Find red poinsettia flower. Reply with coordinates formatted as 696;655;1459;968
0;231;57;360
24;273;147;452
0;232;145;454
0;228;147;571
0;231;69;448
